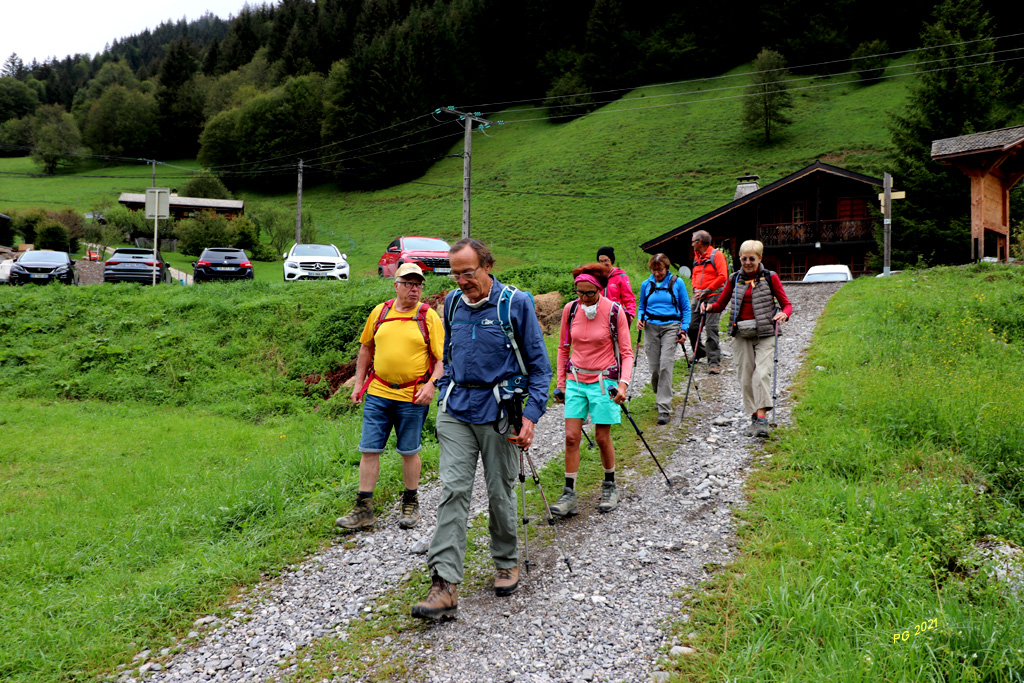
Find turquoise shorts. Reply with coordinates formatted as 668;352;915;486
564;379;622;425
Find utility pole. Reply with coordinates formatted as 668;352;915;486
438;107;502;239
151;159;156;188
878;174;905;276
295;159;303;245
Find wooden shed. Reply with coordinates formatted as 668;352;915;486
931;125;1024;262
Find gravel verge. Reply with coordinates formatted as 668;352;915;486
117;283;843;683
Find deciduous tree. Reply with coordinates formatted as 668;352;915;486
30;104;83;174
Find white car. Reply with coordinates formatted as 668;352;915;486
0;258;14;284
802;264;853;282
283;244;350;282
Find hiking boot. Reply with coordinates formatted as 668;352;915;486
335;497;376;530
657;414;670;425
494;566;519;597
598;481;619;513
754;417;770;438
549;487;578;517
742;417;758;437
708;364;722;375
411;574;458;620
398;497;420;529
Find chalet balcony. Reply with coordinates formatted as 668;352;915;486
758;219;876;246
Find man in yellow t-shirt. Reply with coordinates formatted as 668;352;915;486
335;263;444;531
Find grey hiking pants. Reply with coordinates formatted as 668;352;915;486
644;321;680;417
427;410;520;584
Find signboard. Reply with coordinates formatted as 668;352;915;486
145;188;170;220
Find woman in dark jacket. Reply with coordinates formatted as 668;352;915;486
702;240;792;438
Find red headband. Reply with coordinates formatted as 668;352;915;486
574;273;602;289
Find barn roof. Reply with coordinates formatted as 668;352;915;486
931;124;1024;160
117;193;244;210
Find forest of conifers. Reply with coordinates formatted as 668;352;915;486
1;0;1022;191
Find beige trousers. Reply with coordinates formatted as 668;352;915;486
732;333;776;416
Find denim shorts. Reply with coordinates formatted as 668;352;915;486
358;393;430;455
564;379;622;425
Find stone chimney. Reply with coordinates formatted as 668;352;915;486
734;173;760;200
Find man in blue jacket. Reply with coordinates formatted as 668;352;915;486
411;238;551;620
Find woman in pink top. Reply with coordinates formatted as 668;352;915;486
597;246;637;323
551;263;634;516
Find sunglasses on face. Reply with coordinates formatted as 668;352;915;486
740;256;758;262
396;280;424;289
575;289;599;298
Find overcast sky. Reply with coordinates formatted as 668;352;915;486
2;0;248;67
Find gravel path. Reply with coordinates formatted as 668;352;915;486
118;283;843;683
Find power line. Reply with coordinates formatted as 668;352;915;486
456;31;1024;112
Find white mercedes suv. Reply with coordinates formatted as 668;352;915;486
283;243;350;282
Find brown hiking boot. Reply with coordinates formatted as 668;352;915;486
708;364;722;375
335;497;376;530
411;574;458;620
494;566;519;597
398;496;420;529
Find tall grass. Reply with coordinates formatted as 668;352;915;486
673;265;1024;682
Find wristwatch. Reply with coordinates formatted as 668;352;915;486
430;378;439;387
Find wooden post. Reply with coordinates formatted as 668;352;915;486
295;159;303;246
883;172;892;276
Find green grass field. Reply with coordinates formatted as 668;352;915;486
670;264;1024;682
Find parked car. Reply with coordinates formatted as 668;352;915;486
7;250;79;285
103;248;171;284
283;244;349;281
802;264;853;282
192;248;254;283
377;236;451;277
0;258;13;284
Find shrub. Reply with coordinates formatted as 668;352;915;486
176;212;232;256
180;172;232;200
852;40;890;83
35;221;70;251
13;208;48;245
250;242;279;262
499;264;576;298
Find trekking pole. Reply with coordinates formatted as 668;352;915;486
521;447;573;573
770;314;780;428
627;326;644;401
517;448;533;574
581;425;596;449
678;312;706;424
609;387;672;488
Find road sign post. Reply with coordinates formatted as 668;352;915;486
145;188;170;285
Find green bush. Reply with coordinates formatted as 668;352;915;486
34;221;70;251
499;264;576;298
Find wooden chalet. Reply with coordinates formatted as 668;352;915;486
641;161;883;279
117;193;244;220
931;124;1024;262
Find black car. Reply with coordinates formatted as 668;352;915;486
192;248;254;283
103;248;171;284
8;250;79;285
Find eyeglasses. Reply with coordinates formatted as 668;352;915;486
575;289;599;298
396;280;424;289
740;256;758;262
447;266;481;281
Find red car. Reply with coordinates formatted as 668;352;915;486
377;237;452;277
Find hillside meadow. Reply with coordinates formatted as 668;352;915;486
2;60;910;277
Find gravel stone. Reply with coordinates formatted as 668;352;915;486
123;284;841;683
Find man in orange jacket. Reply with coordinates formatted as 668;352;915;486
688;230;728;374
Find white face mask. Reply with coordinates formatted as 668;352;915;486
582;303;598;319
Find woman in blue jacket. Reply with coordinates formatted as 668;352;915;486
637;253;691;424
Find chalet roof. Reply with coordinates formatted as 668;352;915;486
641;161;882;253
931;124;1024;160
117;193;244;210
